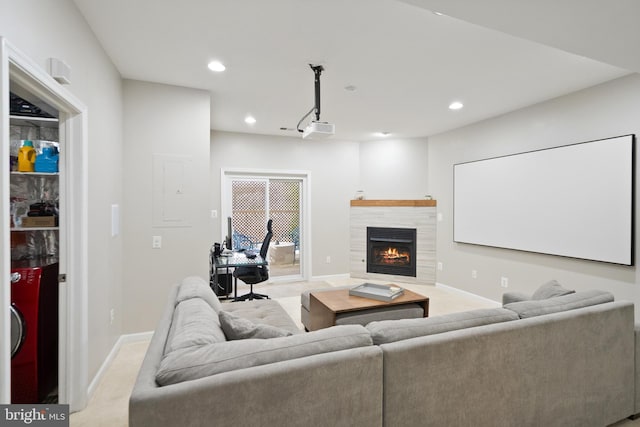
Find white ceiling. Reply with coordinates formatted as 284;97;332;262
72;0;635;142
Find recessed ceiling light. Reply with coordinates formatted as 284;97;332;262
449;101;464;110
207;60;226;72
244;115;256;125
374;132;391;137
433;11;444;16
344;85;357;92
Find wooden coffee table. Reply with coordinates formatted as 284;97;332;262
308;287;429;331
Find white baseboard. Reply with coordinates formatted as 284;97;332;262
435;282;501;307
86;331;153;399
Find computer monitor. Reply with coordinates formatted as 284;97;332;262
224;216;233;251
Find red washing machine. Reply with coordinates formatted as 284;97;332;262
10;259;59;403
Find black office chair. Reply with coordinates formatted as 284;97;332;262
234;219;273;301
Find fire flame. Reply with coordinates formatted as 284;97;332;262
375;245;410;266
385;247;399;257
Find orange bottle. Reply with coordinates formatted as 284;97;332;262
17;140;36;172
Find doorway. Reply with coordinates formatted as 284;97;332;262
222;169;310;281
1;38;88;410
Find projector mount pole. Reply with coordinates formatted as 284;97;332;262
296;64;325;133
310;64;324;121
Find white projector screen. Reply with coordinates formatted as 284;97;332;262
453;135;634;265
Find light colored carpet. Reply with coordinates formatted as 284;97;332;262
69;278;639;427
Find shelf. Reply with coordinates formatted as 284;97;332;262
10;114;59;128
11;227;59;231
10;171;59;176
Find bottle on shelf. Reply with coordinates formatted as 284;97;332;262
17;140;36;172
35;144;59;173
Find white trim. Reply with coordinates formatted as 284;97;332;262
0;37;11;404
120;331;154;344
0;38;88;410
267;276;305;284
86;332;153;400
435;282;501;307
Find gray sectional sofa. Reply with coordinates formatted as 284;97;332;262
129;277;382;427
130;276;640;427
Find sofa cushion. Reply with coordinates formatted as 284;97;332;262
367;308;518;345
502;291;531;305
156;324;373;385
531;280;575;300
164;298;226;355
219;310;293;340
366;308;518;345
176;276;222;313
504;289;613;319
223;299;302;335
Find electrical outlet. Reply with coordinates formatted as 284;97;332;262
471;270;477;279
501;276;509;288
110;309;115;325
210;210;218;219
326;256;331;264
152;235;162;249
437;262;443;271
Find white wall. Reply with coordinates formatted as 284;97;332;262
122;80;211;333
210;131;360;277
210;133;434;277
428;74;640;315
359;137;429;199
0;0;124;384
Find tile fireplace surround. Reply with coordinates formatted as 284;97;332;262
350;200;436;285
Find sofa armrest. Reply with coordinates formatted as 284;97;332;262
502;291;530;305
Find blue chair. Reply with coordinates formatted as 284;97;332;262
232;230;255;250
289;226;299;250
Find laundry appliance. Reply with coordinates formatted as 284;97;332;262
10;259;59;403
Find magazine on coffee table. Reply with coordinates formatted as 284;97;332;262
349;283;404;302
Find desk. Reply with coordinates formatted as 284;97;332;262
209;249;268;300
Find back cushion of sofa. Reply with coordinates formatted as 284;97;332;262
176;276;222;313
366;308;518;345
503;289;614;319
164;298;227;355
156;324;373;386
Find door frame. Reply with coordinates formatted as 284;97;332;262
0;38;89;410
221;168;311;281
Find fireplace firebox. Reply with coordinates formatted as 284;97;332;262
367;227;417;277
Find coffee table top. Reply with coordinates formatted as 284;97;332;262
310;287;429;314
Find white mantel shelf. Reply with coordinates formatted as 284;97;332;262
350;199;437;207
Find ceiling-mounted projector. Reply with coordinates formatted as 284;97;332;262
297;64;335;139
302;121;335;139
